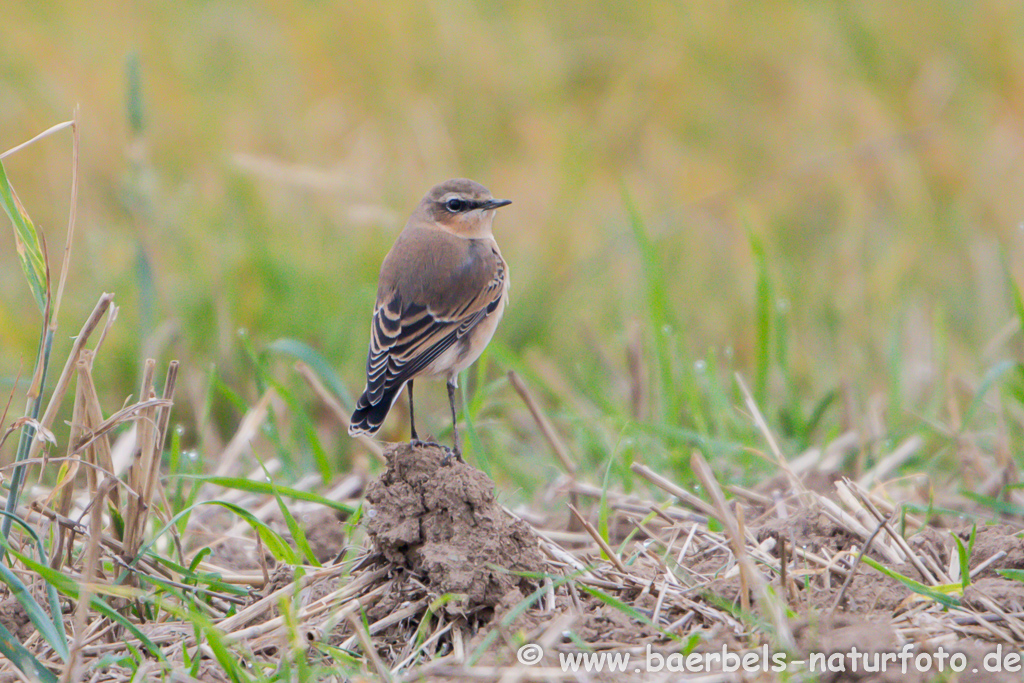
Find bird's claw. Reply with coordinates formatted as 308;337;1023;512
441;447;464;466
410;439;462;465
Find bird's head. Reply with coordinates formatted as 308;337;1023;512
414;178;511;239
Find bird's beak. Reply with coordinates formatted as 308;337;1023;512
479;198;512;211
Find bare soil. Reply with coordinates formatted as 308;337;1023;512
328;444;1024;681
4;442;1024;682
364;444;544;615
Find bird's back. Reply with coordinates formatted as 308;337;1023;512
349;178;510;441
376;225;500;313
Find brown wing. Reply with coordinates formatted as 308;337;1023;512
359;230;505;407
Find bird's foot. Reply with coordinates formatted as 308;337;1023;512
410;438;462;465
440;446;464;467
410;438;444;450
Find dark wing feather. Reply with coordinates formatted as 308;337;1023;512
361;253;505;406
349;227;507;438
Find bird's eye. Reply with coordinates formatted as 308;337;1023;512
445;197;464;213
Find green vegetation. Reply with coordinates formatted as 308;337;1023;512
3;2;1022;493
1;2;1024;679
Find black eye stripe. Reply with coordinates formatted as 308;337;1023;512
443;197;479;213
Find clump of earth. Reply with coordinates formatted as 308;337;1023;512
364;443;544;614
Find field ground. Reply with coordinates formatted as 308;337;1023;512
3;2;1024;681
0;286;1023;680
4;394;1024;681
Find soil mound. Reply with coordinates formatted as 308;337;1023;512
364;443;544;614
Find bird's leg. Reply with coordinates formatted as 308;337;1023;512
408;380;445;452
443;380;464;464
408;380;418;441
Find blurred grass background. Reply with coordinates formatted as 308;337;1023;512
2;1;1024;497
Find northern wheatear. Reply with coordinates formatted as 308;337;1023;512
348;179;511;459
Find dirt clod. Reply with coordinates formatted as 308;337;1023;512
963;576;1024;612
0;597;33;643
959;524;1024;578
757;506;859;556
364;443;544;614
297;508;348;563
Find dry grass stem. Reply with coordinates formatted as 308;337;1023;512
507;371;577;477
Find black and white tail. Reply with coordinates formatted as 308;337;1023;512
348;383;404;436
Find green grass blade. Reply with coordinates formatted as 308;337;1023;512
0;535;166;662
148;555;249;597
0;621;57;683
467;573;575;665
135;243;157;333
1;327;54;552
266;470;322;567
206;500;300;564
597;447;617;558
460;378;489;475
802;389;838;440
998;569;1024;583
963;359;1017;428
125;51;146;136
0;512;68;660
749;231;772;405
1000;248;1024;351
170;475;354;514
267;337;354;409
576;582;676;639
264;372;332;481
622;187;674;423
961;491;1024;517
0;159;47;314
629;420;745;459
239;331;295;474
861;556;961;608
133;497;296;573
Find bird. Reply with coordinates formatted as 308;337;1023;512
348;178;512;461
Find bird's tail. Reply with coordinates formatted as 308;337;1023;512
348;384;403;437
